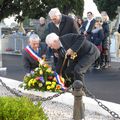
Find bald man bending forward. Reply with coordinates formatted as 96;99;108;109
45;33;100;85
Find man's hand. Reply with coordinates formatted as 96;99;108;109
38;59;45;65
66;48;74;56
42;54;46;60
66;48;77;60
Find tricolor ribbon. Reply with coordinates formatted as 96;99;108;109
25;45;42;62
54;72;67;90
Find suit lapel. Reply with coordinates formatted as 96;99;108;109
59;15;65;34
87;19;95;32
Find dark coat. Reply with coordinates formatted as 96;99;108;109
56;33;100;75
118;24;120;33
45;14;79;64
91;28;104;46
102;22;110;49
80;19;96;34
22;47;43;73
80;19;96;41
45;14;79;37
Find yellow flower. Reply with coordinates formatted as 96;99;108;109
43;64;48;68
53;77;57;82
52;82;56;85
31;79;37;86
51;84;55;89
46;81;52;85
51;71;54;74
39;70;43;75
47;86;51;90
28;81;31;87
46;68;52;73
28;79;33;87
38;83;43;87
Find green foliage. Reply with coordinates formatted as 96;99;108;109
94;0;120;20
0;0;84;22
0;0;20;21
0;97;48;120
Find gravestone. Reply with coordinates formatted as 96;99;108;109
0;27;7;75
0;27;2;67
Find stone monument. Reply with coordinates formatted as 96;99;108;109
0;26;7;75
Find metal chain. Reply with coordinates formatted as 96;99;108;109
83;84;120;119
29;85;72;101
0;79;72;101
1;78;120;119
0;79;22;97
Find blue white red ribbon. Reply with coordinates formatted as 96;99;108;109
54;72;67;90
25;45;42;62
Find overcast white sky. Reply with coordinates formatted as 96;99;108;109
4;0;100;26
83;0;101;17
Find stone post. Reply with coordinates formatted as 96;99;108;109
72;80;85;120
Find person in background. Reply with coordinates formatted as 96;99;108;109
45;33;100;86
45;8;79;68
80;11;96;41
36;17;48;58
101;11;111;68
91;20;104;69
22;34;45;73
75;15;84;29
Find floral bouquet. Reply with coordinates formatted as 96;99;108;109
22;62;66;92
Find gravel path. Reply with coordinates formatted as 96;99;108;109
0;85;117;120
42;101;114;120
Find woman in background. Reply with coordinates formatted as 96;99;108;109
101;11;111;68
91;20;104;69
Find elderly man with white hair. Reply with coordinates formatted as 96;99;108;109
45;7;79;67
22;33;45;73
45;33;100;86
36;17;46;42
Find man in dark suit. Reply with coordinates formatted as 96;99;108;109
46;8;79;36
45;33;100;85
80;11;96;41
45;8;79;66
22;34;45;73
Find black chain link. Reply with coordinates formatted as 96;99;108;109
1;78;120;119
0;79;72;101
83;84;120;119
0;79;23;97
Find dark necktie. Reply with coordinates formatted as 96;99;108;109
58;47;66;57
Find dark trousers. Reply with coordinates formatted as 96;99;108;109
65;51;99;83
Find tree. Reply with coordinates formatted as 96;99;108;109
0;0;84;22
94;0;120;20
0;0;20;21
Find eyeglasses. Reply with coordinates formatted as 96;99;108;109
51;16;57;21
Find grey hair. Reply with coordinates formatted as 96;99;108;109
45;33;59;45
29;33;41;41
39;17;45;21
48;8;61;18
